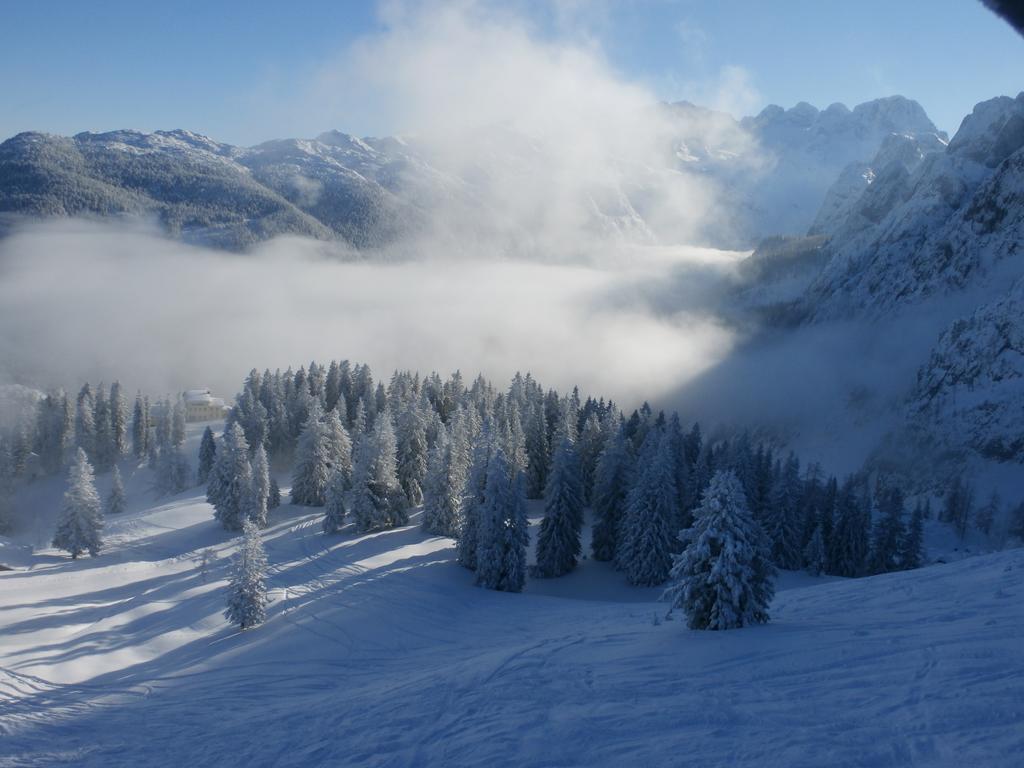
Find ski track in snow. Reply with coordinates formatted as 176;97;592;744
0;427;1023;766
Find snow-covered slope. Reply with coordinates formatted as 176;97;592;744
806;94;1024;321
1;425;1022;766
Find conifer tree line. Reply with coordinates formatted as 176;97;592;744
211;360;957;601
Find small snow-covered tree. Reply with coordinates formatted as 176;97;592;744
324;407;353;487
224;518;269;630
764;453;803;570
53;448;104;559
322;467;348;534
663;470;775;630
590;425;633;562
524;404;549;499
198;426;216;484
208;422;252;531
268;478;281;510
290;403;331;507
618;430;677;586
156;444;191;495
106;465;126;516
577;412;605;504
475;450;529;592
534;437;584;578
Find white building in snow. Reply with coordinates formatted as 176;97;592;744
183;389;229;423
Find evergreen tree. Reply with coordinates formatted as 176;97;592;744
475;450;529;592
35;391;70;475
803;524;827;576
577;412;605;504
524;404;549;499
396;404;428;506
156;444;191;495
764;453;803;569
208;423;252;531
106;465;126;516
534;437;584;578
290;403;332;507
132;394;147;459
53;448;104;558
109;381;128;458
224;518;269;630
268;478;281;510
246;444;270;527
590;425;633;562
198;426;217;484
324;407;353;486
75;384;96;461
663;470;775;630
618;430;677;586
171;397;187;448
900;503;926;570
458;424;496;569
421;429;467;537
93;387;115;472
350;411;405;531
830;479;870;577
1007;501;1024;542
322;466;348;534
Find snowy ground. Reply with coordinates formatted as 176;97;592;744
1;428;1022;766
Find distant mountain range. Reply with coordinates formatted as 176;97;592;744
0;95;946;251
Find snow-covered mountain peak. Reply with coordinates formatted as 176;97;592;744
947;93;1024;168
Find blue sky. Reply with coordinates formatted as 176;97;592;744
2;0;1022;144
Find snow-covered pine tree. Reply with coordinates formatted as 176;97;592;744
475;450;529;592
457;423;496;569
803;524;826;576
198;426;217;484
75;384;96;461
322;466;348;534
106;464;126;516
524;403;549;499
764;453;803;570
171;397;186;448
899;502;925;570
577;412;604;505
396;404;428;506
942;475;974;540
534;436;584;578
617;429;677;586
829;478;870;577
224;517;269;630
93;386;114;472
290;403;331;507
208;422;252;531
350;410;406;531
268;478;281;510
663;469;775;630
246;444;270;527
590;425;633;562
132;393;147;459
324;407;353;487
109;381;128;458
53;447;104;558
421;429;466;537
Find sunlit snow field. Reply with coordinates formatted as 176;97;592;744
1;424;1022;766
